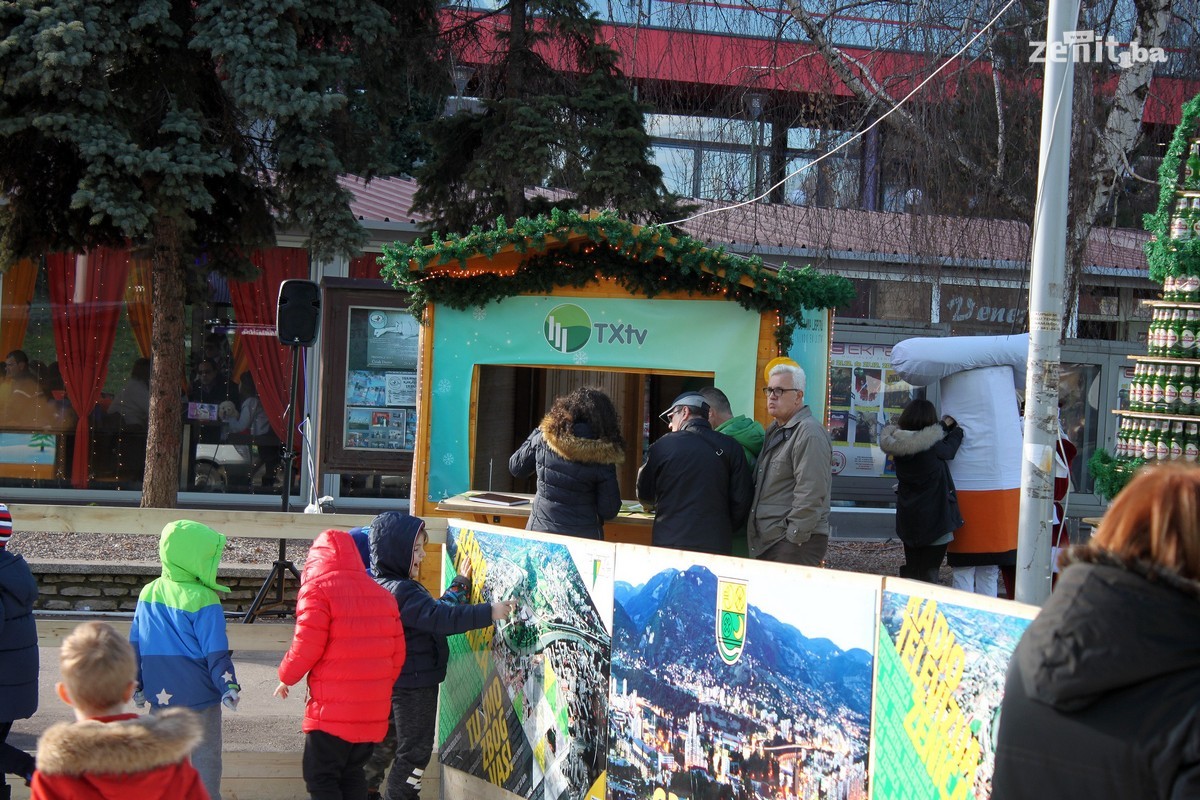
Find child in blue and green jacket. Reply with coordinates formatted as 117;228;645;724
130;520;240;800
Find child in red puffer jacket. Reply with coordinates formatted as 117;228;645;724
274;529;406;800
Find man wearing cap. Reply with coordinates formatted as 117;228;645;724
748;363;832;566
636;393;753;555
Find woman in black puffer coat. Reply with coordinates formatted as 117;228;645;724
509;387;625;539
0;503;38;793
993;463;1200;800
878;399;964;583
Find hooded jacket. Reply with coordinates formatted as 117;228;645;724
715;414;766;467
878;421;964;546
509;418;624;539
369;512;494;688
130;521;238;711
993;550;1200;799
0;547;38;722
637;417;754;555
31;709;208;800
278;529;406;744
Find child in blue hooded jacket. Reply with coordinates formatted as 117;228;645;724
130;520;240;800
366;512;513;800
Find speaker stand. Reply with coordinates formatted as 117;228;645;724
243;342;304;623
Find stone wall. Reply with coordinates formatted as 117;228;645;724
30;560;298;614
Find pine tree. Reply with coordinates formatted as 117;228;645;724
0;0;442;506
413;0;686;233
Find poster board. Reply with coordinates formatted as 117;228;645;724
869;579;1037;800
827;342;921;479
440;521;616;800
608;545;879;800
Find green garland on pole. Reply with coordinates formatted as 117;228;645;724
378;209;855;351
1144;92;1200;282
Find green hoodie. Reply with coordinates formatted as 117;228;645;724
716;414;766;468
156;520;231;601
716;415;765;557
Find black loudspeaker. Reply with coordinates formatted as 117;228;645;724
276;280;321;347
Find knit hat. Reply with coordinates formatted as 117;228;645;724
0;503;11;548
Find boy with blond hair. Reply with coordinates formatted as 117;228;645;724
31;621;209;799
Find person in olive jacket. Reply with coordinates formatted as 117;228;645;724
878;399;964;583
509;387;625;539
369;512;514;800
0;503;37;797
993;463;1200;800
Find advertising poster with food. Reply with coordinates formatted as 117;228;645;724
828;343;921;477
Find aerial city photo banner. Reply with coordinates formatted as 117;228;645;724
435;520;1037;800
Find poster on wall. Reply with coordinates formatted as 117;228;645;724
0;432;56;479
440;521;615;800
344;307;418;451
609;547;878;800
870;583;1036;800
828;342;921;478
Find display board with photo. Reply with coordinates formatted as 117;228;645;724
343;307;419;451
609;547;879;800
870;584;1036;800
440;522;615;800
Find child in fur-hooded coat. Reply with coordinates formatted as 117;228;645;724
32;710;208;800
509;387;625;539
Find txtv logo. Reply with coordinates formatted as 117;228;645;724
544;304;592;353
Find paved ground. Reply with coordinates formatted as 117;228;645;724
10;647;306;758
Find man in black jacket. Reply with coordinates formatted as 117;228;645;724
636;393;754;555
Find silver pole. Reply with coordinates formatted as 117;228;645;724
1016;0;1079;604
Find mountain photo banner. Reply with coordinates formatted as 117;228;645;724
609;546;880;800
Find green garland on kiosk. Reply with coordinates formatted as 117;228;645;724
1087;448;1145;502
378;209;855;351
1144;92;1200;282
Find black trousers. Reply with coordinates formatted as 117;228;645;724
302;729;374;800
383;686;439;800
901;542;949;583
0;721;33;786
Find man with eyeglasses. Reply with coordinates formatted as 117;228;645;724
636;393;753;555
747;364;832;567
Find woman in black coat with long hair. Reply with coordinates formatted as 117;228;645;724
509;387;625;539
878;399;964;582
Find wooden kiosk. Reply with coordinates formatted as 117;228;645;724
380;210;852;541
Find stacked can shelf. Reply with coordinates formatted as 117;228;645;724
1116;137;1200;463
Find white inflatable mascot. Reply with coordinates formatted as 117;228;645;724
891;334;1029;596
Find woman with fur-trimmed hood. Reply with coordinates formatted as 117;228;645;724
509;387;625;539
878;398;964;582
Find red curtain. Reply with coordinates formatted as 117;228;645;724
0;258;38;358
228;248;309;448
47;248;132;487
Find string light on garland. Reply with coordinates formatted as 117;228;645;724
379;209;854;351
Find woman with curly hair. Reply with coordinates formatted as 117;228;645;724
508;387;625;539
993;462;1200;799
